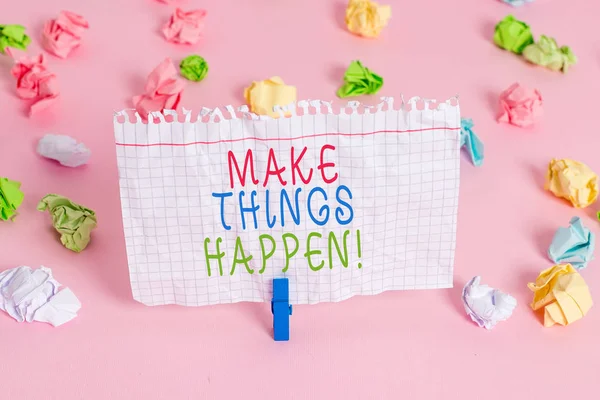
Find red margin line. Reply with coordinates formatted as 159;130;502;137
115;127;461;147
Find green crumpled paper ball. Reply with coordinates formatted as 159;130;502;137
37;194;98;253
0;24;31;54
493;15;534;55
0;177;24;221
180;55;209;82
523;35;577;73
336;60;383;98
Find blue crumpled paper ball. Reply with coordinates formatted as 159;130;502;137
548;216;595;270
460;118;484;167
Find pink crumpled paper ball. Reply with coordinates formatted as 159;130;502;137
162;8;207;45
497;82;543;128
132;58;186;117
11;54;59;116
42;11;89;59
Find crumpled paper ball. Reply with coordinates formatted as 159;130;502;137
37;194;97;253
10;54;60;116
37;134;91;168
493;15;534;55
133;58;186;116
0;177;24;221
336;60;383;98
179;55;208;82
42;11;89;59
0;265;81;327
497;82;542;128
523;35;577;73
527;264;593;327
0;24;31;54
244;76;297;118
500;0;535;7
162;8;207;45
460;118;484;167
548;217;595;270
462;276;517;330
345;0;391;38
545;158;598;208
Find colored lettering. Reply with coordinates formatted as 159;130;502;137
263;148;287;187
280;187;302;227
239;190;259;230
264;189;277;228
230;236;254;275
328;230;349;269
204;237;225;276
304;232;324;271
335;185;354;225
212;145;362;276
307;187;329;226
318;144;338;184
228;149;259;189
356;229;362;269
290;146;313;185
212;192;233;230
282;233;299;273
203;230;362;275
227;145;339;188
258;234;276;274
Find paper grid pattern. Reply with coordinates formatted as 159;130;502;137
114;98;461;306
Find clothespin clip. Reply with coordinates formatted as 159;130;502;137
271;278;292;341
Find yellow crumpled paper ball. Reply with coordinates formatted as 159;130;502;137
243;76;297;118
545;158;598;208
527;264;593;327
345;0;391;39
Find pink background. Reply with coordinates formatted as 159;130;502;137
2;0;600;399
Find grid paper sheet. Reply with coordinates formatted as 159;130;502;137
114;97;461;307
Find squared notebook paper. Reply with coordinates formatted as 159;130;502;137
113;97;461;306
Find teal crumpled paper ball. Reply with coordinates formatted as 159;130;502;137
460;118;484;167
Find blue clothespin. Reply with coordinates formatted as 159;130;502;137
272;278;292;341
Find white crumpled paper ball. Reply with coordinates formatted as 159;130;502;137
462;276;517;330
37;134;91;167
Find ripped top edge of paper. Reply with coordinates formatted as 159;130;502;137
113;96;461;125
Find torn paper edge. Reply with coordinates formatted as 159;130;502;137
113;96;460;125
